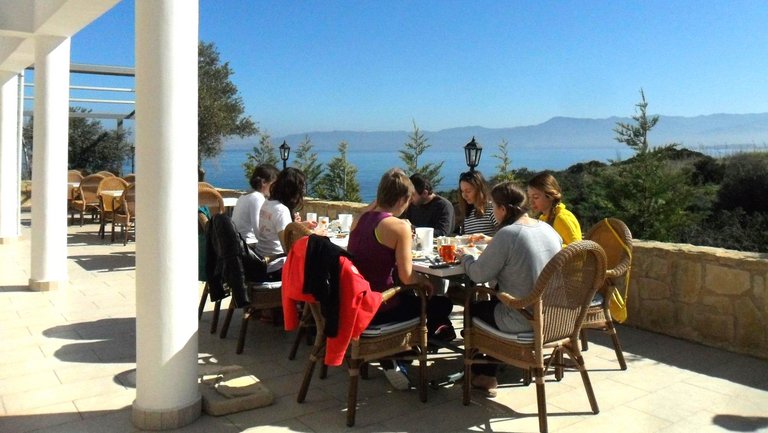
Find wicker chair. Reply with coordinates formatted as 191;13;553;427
122;173;136;184
580;218;633;370
67;170;84;207
69;173;105;226
291;238;430;427
198;185;225;216
96;177;129;239
111;183;136;245
217;222;312;352
67;170;83;183
462;240;607;433
197;186;231;333
95;170;116;177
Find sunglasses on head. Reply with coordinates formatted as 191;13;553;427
459;172;475;181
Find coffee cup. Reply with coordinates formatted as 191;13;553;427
414;227;434;254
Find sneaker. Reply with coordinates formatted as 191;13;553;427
471;374;498;398
433;324;457;342
383;364;411;391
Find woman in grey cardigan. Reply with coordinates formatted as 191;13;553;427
456;181;562;397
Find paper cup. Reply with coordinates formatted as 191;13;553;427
306;212;317;223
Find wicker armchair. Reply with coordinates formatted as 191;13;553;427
111;183;136;245
95;170;116;177
198;185;225;216
462;240;607;433
197;186;224;328
67;170;83;183
67;170;84;206
580;218;633;370
196;187;229;334
290;237;429;426
96;177;129;239
69;173;105;226
122;173;136;184
217;222;313;352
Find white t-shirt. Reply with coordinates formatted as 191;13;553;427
255;199;292;258
231;191;266;245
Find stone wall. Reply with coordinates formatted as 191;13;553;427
628;241;768;360
302;198;368;219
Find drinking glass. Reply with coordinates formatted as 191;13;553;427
438;244;457;263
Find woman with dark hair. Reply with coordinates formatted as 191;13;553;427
456;181;561;396
527;171;582;246
348;168;454;390
457;170;497;236
255;167;313;276
232;164;280;245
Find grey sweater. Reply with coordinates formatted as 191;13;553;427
461;219;562;333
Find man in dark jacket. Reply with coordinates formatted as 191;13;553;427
401;173;454;237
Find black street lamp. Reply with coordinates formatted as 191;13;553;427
463;136;482;172
279;140;291;170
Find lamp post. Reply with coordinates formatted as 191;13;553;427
463;136;482;172
279;140;291;170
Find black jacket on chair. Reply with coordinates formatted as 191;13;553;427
205;213;267;307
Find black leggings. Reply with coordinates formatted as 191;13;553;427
371;292;454;335
469;299;500;377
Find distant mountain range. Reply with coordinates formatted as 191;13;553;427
226;113;768;153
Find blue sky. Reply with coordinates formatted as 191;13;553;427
66;0;768;137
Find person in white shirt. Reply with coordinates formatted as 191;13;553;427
231;164;279;246
256;167;315;277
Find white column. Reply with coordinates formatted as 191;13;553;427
132;0;201;430
30;36;70;291
0;72;21;244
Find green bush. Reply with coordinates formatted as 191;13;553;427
715;152;768;213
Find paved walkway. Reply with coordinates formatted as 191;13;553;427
2;211;768;433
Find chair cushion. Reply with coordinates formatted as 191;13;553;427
472;318;533;343
361;317;420;337
249;281;282;290
590;292;604;307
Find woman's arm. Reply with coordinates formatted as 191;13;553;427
380;217;432;290
553;211;582;245
459;228;510;283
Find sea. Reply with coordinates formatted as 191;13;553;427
201;146;630;202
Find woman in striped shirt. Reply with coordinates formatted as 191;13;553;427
457;171;497;236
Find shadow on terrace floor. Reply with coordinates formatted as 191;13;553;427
586;325;768;392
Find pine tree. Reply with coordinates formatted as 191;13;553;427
584;90;694;240
242;131;279;179
613;89;658;155
399;120;443;188
293;135;323;197
490;138;517;183
316;141;361;202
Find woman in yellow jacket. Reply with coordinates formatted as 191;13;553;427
527;172;582;246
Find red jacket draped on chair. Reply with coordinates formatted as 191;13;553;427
282;235;383;366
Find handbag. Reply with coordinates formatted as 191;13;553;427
606;219;631;324
241;237;269;282
609;288;628;323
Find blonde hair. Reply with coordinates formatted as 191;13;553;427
376;168;414;208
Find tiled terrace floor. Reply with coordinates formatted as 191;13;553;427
2;211;768;433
